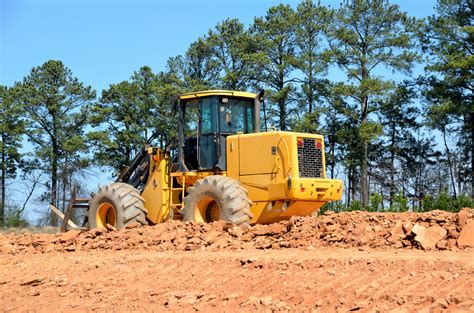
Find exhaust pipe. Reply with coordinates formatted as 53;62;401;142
254;89;265;133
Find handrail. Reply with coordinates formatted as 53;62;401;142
277;133;293;176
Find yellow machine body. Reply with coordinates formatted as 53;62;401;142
226;131;342;224
137;90;343;225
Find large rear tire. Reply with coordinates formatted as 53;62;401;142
182;176;253;226
87;182;148;229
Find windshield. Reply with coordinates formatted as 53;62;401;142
184;96;255;135
219;97;254;134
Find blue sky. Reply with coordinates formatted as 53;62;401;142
2;0;437;91
1;0;438;223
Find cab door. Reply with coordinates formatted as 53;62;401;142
198;96;219;170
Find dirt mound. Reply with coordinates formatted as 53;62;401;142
1;208;473;255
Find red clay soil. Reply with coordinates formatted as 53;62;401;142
1;209;473;311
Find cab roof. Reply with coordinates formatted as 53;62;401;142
179;90;257;101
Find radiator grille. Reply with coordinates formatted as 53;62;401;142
297;138;323;178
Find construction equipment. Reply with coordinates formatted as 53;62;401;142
84;90;343;229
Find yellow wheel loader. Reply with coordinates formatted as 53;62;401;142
85;90;343;229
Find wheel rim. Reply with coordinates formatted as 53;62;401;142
195;196;221;223
96;202;116;227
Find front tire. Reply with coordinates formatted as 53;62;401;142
182;176;253;226
87;182;148;229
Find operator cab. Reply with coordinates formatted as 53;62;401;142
178;90;263;172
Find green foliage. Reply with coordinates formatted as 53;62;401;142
422;0;473;196
456;194;474;210
422;190;473;212
328;0;419;90
13;60;95;218
89;67;180;172
319;200;346;214
167;39;219;91
358;121;383;142
371;84;420;205
5;206;29;228
433;190;454;211
207;19;255;90
295;0;332;114
0;86;25;227
346;200;362;212
423;0;472;92
0;86;23;178
290;111;321;133
332;201;347;213
389;191;409;212
250;4;299;130
369;192;383;212
327;0;420;207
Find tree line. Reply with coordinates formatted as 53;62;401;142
0;0;472;226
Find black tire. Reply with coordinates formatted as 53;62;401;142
87;182;148;229
182;176;253;226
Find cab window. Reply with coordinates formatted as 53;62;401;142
219;97;254;134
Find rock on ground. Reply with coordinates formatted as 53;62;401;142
0;208;473;255
412;224;447;250
457;220;474;248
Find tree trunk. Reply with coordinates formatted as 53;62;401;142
389;126;396;207
1;132;5;228
351;174;357;205
308;62;314;114
347;167;352;207
51;138;58;226
360;140;369;208
416;162;422;209
277;63;286;131
470;112;474;198
279;98;286;131
329;113;336;179
61;159;68;212
351;166;357;206
358;55;370;208
381;186;385;211
360;102;369;208
442;127;457;198
330;138;335;179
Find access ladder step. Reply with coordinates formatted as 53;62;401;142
74;198;91;204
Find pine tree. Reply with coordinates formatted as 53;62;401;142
89;67;179;172
14;60;95;224
327;0;419;207
294;0;332;114
207;18;254;90
167;38;219;91
422;0;473;197
401;132;443;210
425;100;458;198
250;4;299;130
0;86;24;227
375;84;419;206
